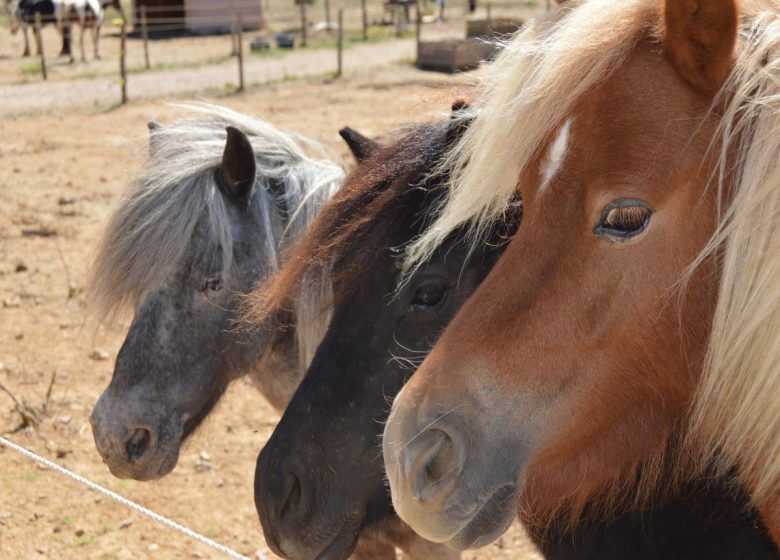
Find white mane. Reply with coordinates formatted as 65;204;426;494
88;103;343;366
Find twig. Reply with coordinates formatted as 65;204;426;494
55;239;73;299
0;380;38;433
42;371;57;414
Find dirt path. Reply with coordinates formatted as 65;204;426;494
0;37;421;115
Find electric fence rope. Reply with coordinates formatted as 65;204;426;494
0;436;260;560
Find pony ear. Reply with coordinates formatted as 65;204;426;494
446;100;473;144
218;126;257;209
147;121;162;156
664;0;738;95
338;127;380;161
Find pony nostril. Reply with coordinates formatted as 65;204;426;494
407;427;464;504
279;473;302;522
126;428;152;463
423;429;456;485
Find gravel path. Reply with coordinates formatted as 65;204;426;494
0;38;416;115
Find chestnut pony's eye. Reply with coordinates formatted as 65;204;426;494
412;283;448;309
200;276;222;293
594;199;652;241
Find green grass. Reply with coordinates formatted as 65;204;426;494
20;62;43;76
73;533;95;546
204;526;219;538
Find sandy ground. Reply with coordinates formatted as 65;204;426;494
0;58;544;560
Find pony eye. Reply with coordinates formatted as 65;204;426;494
200;276;223;293
595;199;652;241
412;283;448;309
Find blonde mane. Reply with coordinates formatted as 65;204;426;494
407;0;780;509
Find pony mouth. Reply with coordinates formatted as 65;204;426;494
272;514;363;560
312;524;362;560
444;484;517;550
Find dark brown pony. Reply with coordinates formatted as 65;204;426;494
384;0;780;552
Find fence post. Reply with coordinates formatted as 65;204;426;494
235;12;245;92
415;0;421;66
120;18;127;104
299;0;308;47
361;0;368;40
336;8;343;77
141;5;150;70
34;13;47;81
325;0;331;31
486;2;492;25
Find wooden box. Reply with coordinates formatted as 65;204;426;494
466;17;523;39
417;38;493;72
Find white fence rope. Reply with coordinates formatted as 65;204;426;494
0;436;259;560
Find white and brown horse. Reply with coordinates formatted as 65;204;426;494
385;0;780;552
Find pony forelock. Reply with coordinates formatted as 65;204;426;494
404;0;659;270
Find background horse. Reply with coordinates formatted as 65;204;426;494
10;0;65;57
248;106;775;560
384;0;780;552
63;0;104;61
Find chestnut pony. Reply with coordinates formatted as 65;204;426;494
384;0;780;552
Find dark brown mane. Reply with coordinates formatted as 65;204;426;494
243;120;453;326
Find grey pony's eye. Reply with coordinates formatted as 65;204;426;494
200;276;223;293
594;199;652;241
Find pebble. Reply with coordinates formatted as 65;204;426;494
119;518;133;529
89;349;109;361
148;543;159;551
75;529;85;537
199;450;211;461
194;461;211;473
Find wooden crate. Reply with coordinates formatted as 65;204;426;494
417;38;493;72
466;17;523;39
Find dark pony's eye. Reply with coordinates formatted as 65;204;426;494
412;283;448;309
200;276;223;293
595;199;652;241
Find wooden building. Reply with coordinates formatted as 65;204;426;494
133;0;263;33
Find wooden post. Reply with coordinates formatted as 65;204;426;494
299;0;308;47
120;18;127;104
236;12;245;92
336;8;343;77
34;13;47;81
325;0;331;31
395;5;401;37
486;2;492;25
361;0;368;41
415;0;422;66
141;5;150;70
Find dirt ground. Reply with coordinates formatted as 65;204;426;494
0;50;544;560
